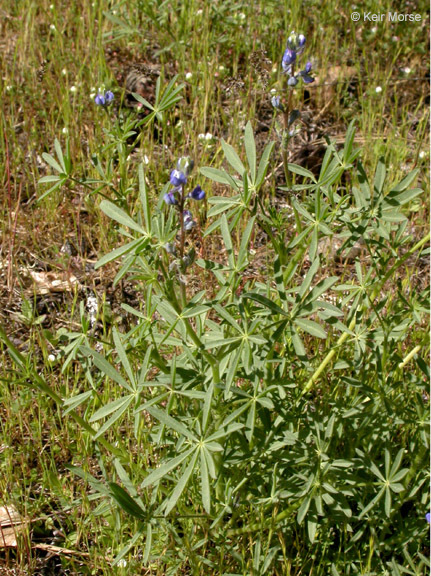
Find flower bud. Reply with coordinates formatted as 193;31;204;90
176;157;194;176
287;76;298;87
188;185;205;200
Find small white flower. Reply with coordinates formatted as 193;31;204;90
185;72;193;80
61;68;67;76
50;24;56;30
87;295;98;328
238;12;246;20
272;66;278;74
62;127;68;135
70;85;77;93
270;88;277;95
6;85;12;92
218;65;225;72
419;151;426;159
117;559;127;568
143;154;149;165
205;132;213;141
375;86;382;94
198;133;206;140
196;9;203;15
401;66;411;75
112;9;117;15
49;4;54;9
371;26;377;33
48;354;56;362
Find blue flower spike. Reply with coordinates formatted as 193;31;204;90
426;512;430;523
188;185;205;201
282;32;314;86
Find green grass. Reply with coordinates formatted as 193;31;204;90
0;0;429;574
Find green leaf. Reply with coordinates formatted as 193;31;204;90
297;257;320;299
200;167;240;189
108;482;146;519
54;138;67;173
221;139;245;175
95;237;144;269
391;168;418;192
297;495;311;525
256;141;275;189
42;152;64;174
288;163;317;182
100;200;147;235
294;318;327;339
38;175;61;183
242;293;288;317
146;406;198;442
80;346;134;392
200;448;211;513
165;450;199;515
90;395;134;422
244;121;256;182
373;157;386;195
112;328;136;391
94;398;133;438
142;447;195;488
139;163;151;231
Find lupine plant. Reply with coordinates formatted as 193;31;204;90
1;21;429;576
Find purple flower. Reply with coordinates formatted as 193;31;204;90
183;210;196;231
94;90;114;106
282;48;296;71
287;76;298;87
163;192;178;205
426;512;430;523
298;34;306;48
188;185;205;200
170;169;187;188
